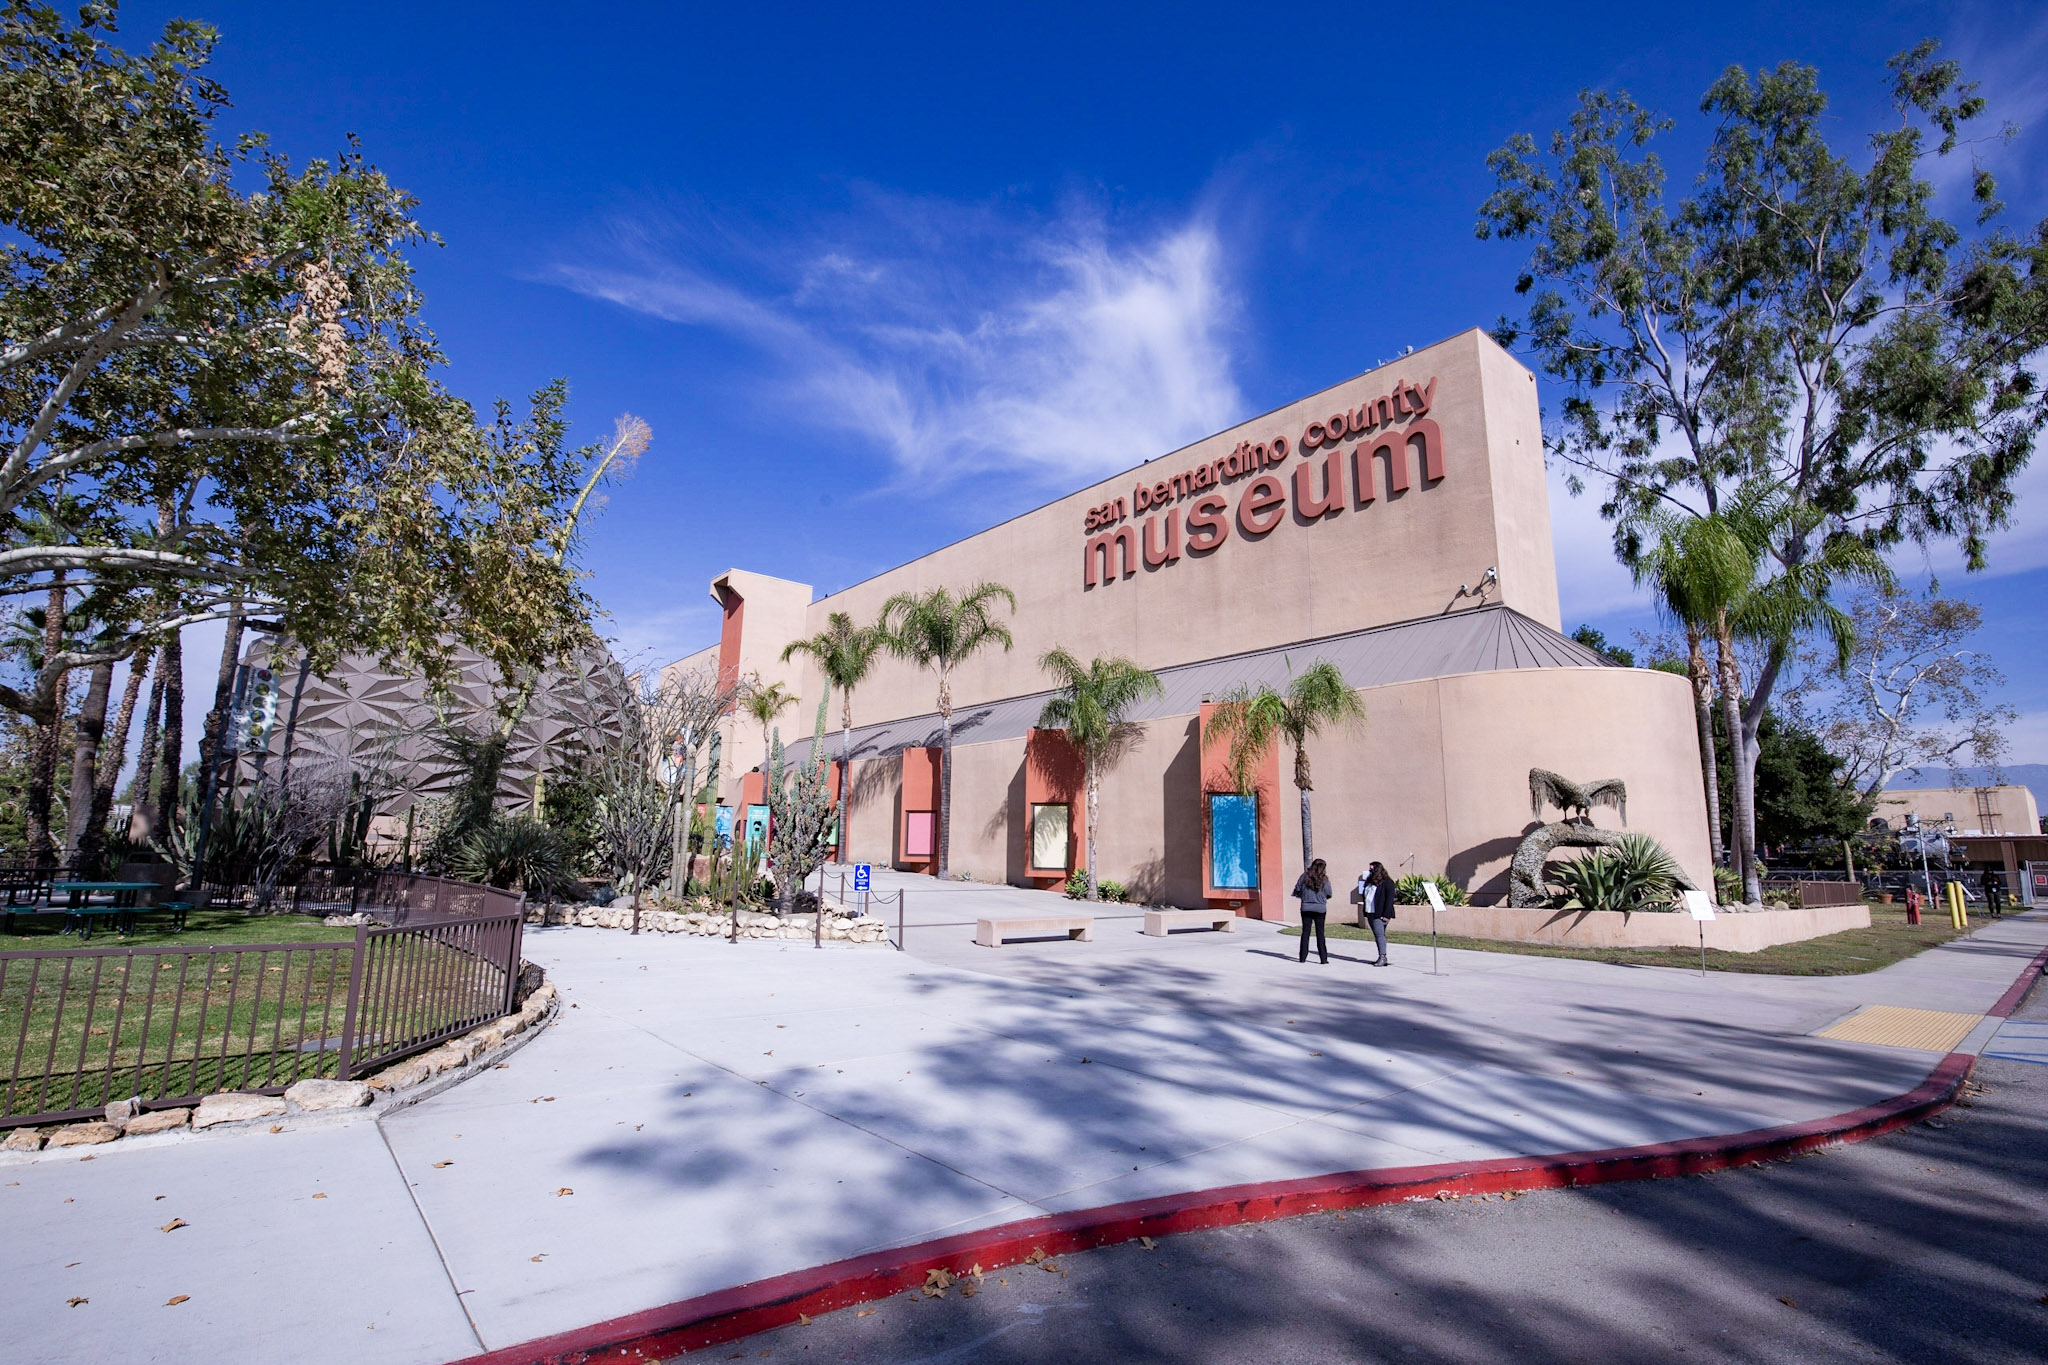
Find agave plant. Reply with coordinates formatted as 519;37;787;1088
1548;833;1685;913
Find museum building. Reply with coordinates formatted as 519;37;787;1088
664;329;1712;916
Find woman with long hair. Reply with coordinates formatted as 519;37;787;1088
1292;857;1333;964
1361;860;1397;967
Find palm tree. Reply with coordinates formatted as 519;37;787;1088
877;582;1017;878
1633;483;1890;903
1035;650;1164;901
782;613;883;862
741;680;795;788
1203;657;1365;864
1633;516;1752;873
1722;486;1890;902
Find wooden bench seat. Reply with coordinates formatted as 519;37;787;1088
974;914;1094;947
1142;908;1238;936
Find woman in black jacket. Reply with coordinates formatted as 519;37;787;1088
1362;860;1396;967
1293;858;1333;964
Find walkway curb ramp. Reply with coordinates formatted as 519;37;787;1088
447;941;2048;1365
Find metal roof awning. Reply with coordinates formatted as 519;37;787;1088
781;604;1611;767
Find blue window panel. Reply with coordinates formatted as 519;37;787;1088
1210;794;1259;889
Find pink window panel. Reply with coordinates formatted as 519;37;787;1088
903;811;936;859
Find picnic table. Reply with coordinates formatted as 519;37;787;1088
51;880;164;940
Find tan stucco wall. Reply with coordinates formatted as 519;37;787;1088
777;328;1558;732
835;666;1708;908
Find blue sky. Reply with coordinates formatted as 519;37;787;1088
128;0;2048;764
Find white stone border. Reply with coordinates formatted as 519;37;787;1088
530;903;890;942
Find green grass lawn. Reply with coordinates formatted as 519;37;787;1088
1;905;357;952
1288;900;1971;976
2;911;493;1121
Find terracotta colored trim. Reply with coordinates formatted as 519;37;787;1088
1987;941;2048;1018
443;1052;1972;1365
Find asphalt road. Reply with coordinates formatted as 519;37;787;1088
712;984;2048;1365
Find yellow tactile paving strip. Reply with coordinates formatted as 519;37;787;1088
1815;1005;1984;1053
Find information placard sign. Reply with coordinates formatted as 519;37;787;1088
1421;881;1447;915
1682;889;1716;922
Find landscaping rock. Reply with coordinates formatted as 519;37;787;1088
192;1092;288;1129
46;1121;122;1147
3;1126;44;1151
285;1078;373;1111
420;1045;468;1075
103;1097;143;1124
370;1057;434;1091
122;1108;191;1136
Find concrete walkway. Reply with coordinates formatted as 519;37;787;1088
4;901;2044;1365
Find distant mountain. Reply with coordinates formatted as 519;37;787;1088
1887;764;2048;817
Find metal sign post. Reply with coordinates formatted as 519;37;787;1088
1683;889;1716;977
1421;880;1446;976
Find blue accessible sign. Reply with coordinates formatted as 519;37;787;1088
854;863;871;892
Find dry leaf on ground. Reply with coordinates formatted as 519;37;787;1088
554;1187;573;1197
1779;1297;1798;1308
856;1308;876;1318
165;1295;189;1307
1025;1248;1047;1264
160;1218;187;1232
1140;1236;1157;1250
433;1161;454;1169
66;1297;87;1307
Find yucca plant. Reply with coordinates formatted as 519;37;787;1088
451;817;570;895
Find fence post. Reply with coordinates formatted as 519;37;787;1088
336;920;370;1080
507;895;527;1016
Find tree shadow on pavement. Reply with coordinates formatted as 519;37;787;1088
724;1040;2048;1365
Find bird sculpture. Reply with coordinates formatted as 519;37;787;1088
1529;768;1627;827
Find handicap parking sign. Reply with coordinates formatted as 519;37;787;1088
854;863;871;892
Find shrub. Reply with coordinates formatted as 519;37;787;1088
450;817;572;895
1548;832;1685;912
1062;870;1127;901
1713;865;1743;905
1394;873;1468;906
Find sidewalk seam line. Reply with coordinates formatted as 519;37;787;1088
374;1117;487;1354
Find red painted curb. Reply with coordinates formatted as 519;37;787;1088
1987;941;2048;1018
445;1050;1974;1365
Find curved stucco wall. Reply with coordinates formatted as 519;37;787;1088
840;663;1709;907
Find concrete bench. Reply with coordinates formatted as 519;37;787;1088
1142;908;1238;936
974;914;1093;947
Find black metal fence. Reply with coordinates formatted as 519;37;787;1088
1;880;523;1129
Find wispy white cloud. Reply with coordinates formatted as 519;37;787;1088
596;599;720;673
1547;460;1653;625
548;196;1243;493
